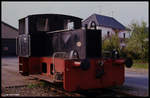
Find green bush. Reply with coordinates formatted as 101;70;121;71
125;20;149;61
102;20;148;62
102;34;120;52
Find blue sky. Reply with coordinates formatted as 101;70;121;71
2;1;149;29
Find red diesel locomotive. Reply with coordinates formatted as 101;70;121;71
16;14;133;92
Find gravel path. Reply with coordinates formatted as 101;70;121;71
1;57;79;97
124;67;148;96
1;84;67;97
125;68;148;74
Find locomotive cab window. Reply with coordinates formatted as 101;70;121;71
19;19;25;35
36;18;50;31
67;20;74;30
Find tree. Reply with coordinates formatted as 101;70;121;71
125;20;149;60
102;20;148;61
102;32;121;57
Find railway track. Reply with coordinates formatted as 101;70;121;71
2;78;138;97
33;78;138;97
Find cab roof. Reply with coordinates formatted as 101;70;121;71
19;13;82;21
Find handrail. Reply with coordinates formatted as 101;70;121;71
52;52;67;74
16;37;18;55
28;35;31;56
52;50;79;75
46;29;70;34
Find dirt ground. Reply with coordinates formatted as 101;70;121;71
1;83;74;97
1;57;82;97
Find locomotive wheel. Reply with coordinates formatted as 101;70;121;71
80;59;90;70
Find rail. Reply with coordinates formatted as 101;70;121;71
28;35;31;56
28;78;138;97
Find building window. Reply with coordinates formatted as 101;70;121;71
123;33;126;39
120;40;123;43
107;31;110;37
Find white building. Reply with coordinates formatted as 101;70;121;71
82;13;131;48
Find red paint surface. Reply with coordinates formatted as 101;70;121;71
39;57;65;77
64;59;124;91
113;59;125;65
19;57;41;75
19;57;125;91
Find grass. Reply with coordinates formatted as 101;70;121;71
39;81;50;87
132;60;149;69
27;81;50;88
27;83;40;88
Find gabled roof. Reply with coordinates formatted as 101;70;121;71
1;21;18;39
1;21;18;31
82;13;126;30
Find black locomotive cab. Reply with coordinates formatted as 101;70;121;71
17;14;102;59
17;14;82;57
18;14;82;35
